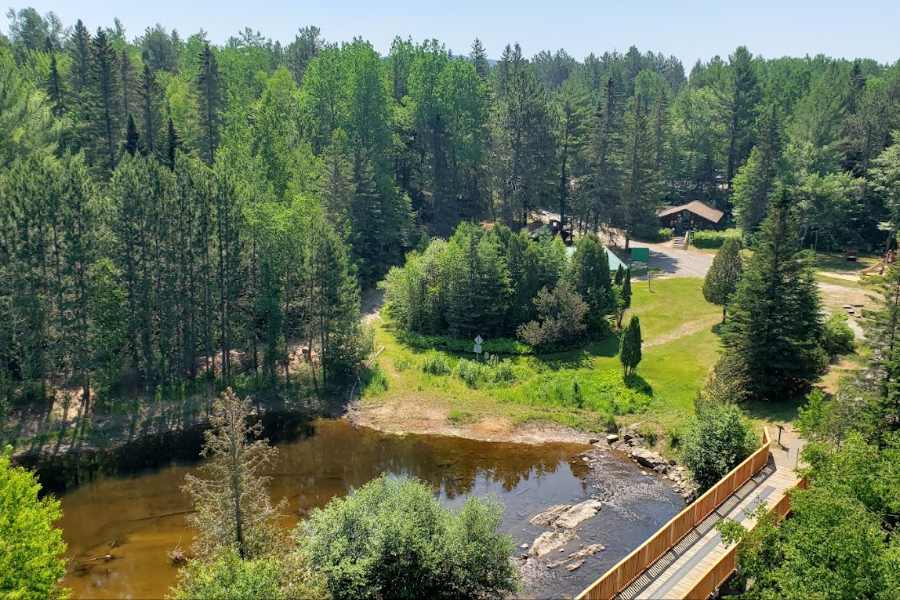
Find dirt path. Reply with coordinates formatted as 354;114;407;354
643;315;722;349
360;287;384;323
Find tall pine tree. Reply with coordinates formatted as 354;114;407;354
721;190;826;401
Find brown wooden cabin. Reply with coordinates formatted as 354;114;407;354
658;201;725;234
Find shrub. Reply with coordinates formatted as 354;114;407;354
299;475;519;600
633;226;674;243
492;359;516;383
170;549;328;600
448;409;475;424
454;359;486;388
820;312;855;357
397;330;534;355
392;356;412;372
692;229;741;249
517;280;588;348
421;351;451;375
681;402;758;491
362;364;388;396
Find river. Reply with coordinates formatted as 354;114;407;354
22;415;682;599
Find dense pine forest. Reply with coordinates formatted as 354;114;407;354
4;5;900;415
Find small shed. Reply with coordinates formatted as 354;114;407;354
658;201;724;233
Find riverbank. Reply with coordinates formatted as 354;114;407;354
353;277;721;453
5;379;333;459
47;417;683;600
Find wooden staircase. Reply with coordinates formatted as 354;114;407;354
672;234;688;249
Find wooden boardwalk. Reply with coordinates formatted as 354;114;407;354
577;428;805;600
619;457;798;599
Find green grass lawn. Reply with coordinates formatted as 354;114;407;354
813;250;878;272
362;278;723;440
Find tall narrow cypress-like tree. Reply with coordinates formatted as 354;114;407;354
197;42;222;166
721;190;826;401
165;112;182;170
123;113;141;156
619;315;642;376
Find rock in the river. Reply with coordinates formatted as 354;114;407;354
566;560;585;572
521;543;529;549
631;447;667;470
606;434;619;443
547;559;567;569
588;437;600;444
554;500;603;529
528;530;577;557
568;544;606;560
529;504;572;527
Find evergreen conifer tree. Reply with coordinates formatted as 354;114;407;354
619;315;642;376
721;190;826;401
139;63;164;157
123;113;141;156
863;264;900;440
470;38;489;81
197;42;222;166
88;27;123;175
733;104;782;234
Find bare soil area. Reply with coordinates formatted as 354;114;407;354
345;398;596;445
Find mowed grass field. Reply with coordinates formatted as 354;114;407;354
358;277;722;442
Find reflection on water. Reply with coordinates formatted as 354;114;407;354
27;417;682;600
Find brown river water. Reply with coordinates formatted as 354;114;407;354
21;415;682;599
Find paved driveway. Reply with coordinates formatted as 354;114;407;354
621;240;714;278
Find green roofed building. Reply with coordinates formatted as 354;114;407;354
566;245;625;271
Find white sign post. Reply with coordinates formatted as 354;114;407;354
474;335;483;358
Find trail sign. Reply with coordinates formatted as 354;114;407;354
474;335;483;345
630;247;650;263
474;334;483;355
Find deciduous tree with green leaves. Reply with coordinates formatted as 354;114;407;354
702;237;743;323
0;447;69;599
681;402;757;491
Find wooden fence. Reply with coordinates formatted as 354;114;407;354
680;476;808;600
576;429;773;600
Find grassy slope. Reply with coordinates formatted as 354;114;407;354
362;278;721;438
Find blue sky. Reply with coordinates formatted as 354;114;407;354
11;0;900;64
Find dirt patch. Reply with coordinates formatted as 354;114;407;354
819;357;861;395
469;418;514;439
361;287;385;323
347;397;594;445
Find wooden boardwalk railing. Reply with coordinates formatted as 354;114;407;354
576;429;773;600
681;476;809;600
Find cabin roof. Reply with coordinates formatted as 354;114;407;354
657;200;724;224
